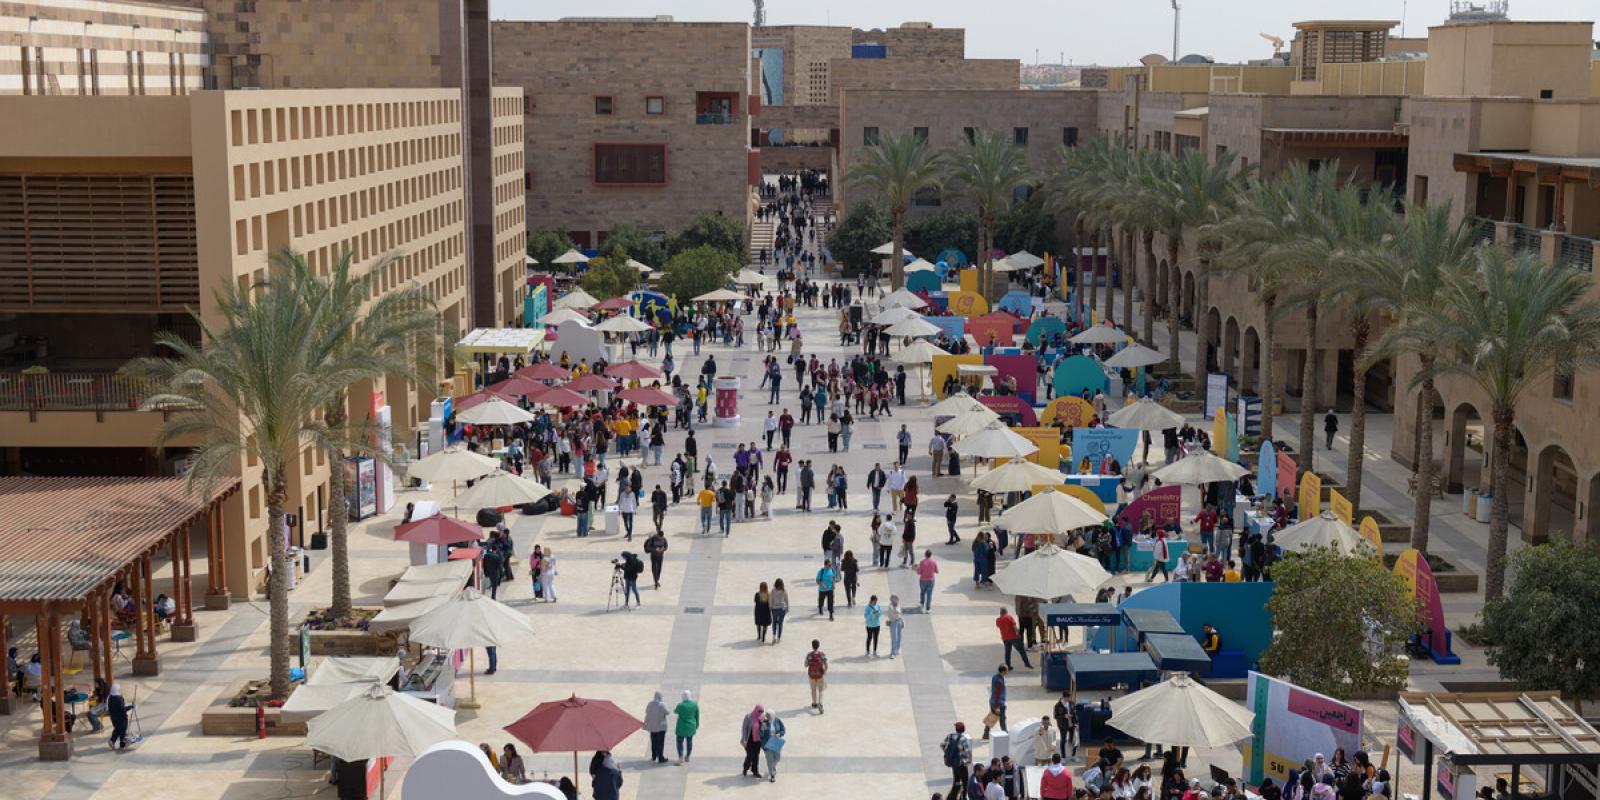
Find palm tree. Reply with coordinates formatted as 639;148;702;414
1169;149;1246;385
276;249;440;619
1408;248;1600;597
1114;149;1169;348
849;131;945;290
944;129;1034;300
1210;177;1295;442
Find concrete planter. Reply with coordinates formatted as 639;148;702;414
297;628;398;657
1362;509;1413;544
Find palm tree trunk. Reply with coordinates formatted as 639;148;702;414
1076;221;1089;323
327;401;351;619
1166;241;1181;373
891;207;906;291
1346;317;1370;515
1411;367;1437;553
1087;228;1099;314
1100;225;1113;316
1298;303;1319;478
1191;259;1211;385
1141;231;1156;346
1261;296;1276;442
1121;229;1134;334
266;468;292;699
1484;410;1515;598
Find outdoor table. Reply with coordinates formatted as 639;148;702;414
1141;632;1212;672
1126;536;1187;573
1064;651;1159;693
1121;608;1185;646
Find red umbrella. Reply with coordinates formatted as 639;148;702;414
528;385;588;408
617;387;678;407
452;389;499;413
489;376;545;399
604;360;663;380
515;362;570;382
393;514;482;546
594;296;633;311
504;695;643;792
567;374;620;393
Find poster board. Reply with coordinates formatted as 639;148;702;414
1026;316;1066;347
1243;671;1363;786
1009;427;1064;468
1072;427;1137;472
1328;489;1353;525
1040;396;1096;428
946;289;989;317
1204;372;1230;420
1257;441;1277;499
1358;516;1383;554
1053;355;1109;400
968;314;1017;348
1297;471;1322;518
1115;485;1182;528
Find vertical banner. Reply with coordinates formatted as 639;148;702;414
1328;489;1353;525
1257;440;1277;499
1297;471;1322;518
1358;515;1383;554
1115;484;1183;527
1224;412;1240;461
1204;372;1230;419
1243;672;1364;786
1211;410;1228;458
1276;452;1297;501
1393;548;1457;662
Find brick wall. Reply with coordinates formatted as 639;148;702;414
192;0;447;90
828;57;1019;103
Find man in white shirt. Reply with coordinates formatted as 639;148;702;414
592;464;610;504
763;411;779;450
887;464;907;513
929;434;948;477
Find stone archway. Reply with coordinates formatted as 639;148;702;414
1241;326;1260;397
1222;317;1241;386
1157;259;1170;310
1180;270;1195;329
1444;401;1487;495
1525;443;1579;545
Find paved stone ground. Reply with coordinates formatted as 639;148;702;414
1;247;1508;799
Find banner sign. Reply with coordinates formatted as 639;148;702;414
1116;485;1182;528
1298;471;1322;519
1358;516;1383;554
1244;671;1364;786
1329;489;1353;525
1394;548;1455;662
1276;452;1297;501
1040;396;1096;428
1258;440;1277;499
1204;372;1230;420
1072;427;1138;473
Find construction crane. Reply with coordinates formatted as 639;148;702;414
1259;32;1284;55
753;0;766;27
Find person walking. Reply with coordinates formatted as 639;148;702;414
863;594;883;657
815;559;837;620
887;462;907;513
982;665;1009;740
885;593;904;658
942;722;974;800
897;425;913;466
644;691;671;764
1324;410;1339;450
644;530;668;590
540;548;559;602
997;608;1034;669
770;579;789;643
650;485;668;535
754;582;773;643
673;690;699;764
944;494;961;544
697;483;716;535
760;710;786;782
740;705;766;778
798;460;814;511
804;639;829;714
1145;532;1172;583
917;550;939;612
841;550;860;607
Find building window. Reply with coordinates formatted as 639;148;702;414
1412;174;1429;205
645;96;664;115
1062;126;1079;147
911;188;941;207
523;95;534;115
1554;372;1574;401
912;126;928;143
1013;127;1029;146
1013;185;1034;203
863;126;879;146
695;92;738;124
963;127;976;144
593;143;666;185
594;96;614;115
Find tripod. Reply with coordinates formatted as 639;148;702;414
606;568;626;612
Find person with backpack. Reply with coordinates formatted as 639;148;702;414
815;560;837;620
942;722;974;800
804;640;828;714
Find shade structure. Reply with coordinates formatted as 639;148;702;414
692;288;748;303
594;314;652;334
525;255;539;266
1070;324;1130;345
410;587;533;651
969;459;1072;493
370;595;452;632
406;446;499;483
553;288;599;310
604;360;663;380
566;374;621;393
505;695;643;754
1107;674;1255;748
455;396;535;425
516;361;573;382
305;684;457;763
992;543;1111;598
904;258;938;273
456;328;545;355
938;407;1002;437
1273;512;1373;556
957;363;999;377
870;241;909;256
992;255;1030;273
394;514;484;546
551;248;589;265
871;305;920;326
1107;397;1187;432
928;392;983;416
625;258;653;273
617;387;678;407
594;296;634;312
455;470;552;509
488;376;549;400
281;657;403;724
1007;250;1045;269
881;287;928;310
893;339;950;365
528;385;589;409
954;425;1040;459
732;268;769;286
885;317;943;338
997;489;1109;534
1151;451;1251;485
1103;343;1167;369
536;307;591;326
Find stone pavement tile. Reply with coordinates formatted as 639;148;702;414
8;771;63;800
85;768;331;800
680;771;930;797
692;682;921;760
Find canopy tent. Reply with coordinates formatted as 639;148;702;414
1151;451;1251;485
1103;343;1167;369
455;470;552;510
1107;397;1186;431
997;489;1109;534
398;560;475;585
732;268;769;286
880;287;928;310
409;587;533;708
953;425;1039;459
1108;674;1254;748
885;317;942;338
535;308;591;327
969;459;1072;493
1069;325;1129;345
871;306;920;326
928;392;984;416
937;407;1002;437
870;241;911;256
454;396;535;425
551;248;589;266
1273;512;1373;556
992;256;1031;272
1006;250;1045;269
992;543;1111;598
456;328;545;356
304;685;458;772
525;255;539;266
405;446;498;484
382;566;469;608
552;288;599;311
692;288;748;303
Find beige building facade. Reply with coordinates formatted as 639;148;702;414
2;0;209;95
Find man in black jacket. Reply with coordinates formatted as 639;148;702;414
643;530;668;589
866;463;887;512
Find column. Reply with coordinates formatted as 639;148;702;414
98;590;115;687
38;611;71;761
1523;451;1552;545
172;529;198;642
133;555;160;676
1445;409;1468;494
0;613;10;714
206;509;230;610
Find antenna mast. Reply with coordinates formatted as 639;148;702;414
753;0;766;27
1170;0;1181;61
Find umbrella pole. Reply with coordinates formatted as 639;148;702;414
460;649;481;709
574;752;580;795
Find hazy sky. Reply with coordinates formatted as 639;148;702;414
494;0;1596;65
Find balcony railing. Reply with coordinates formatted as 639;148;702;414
0;371;153;412
695;112;736;125
1559;234;1596;273
1472;216;1496;246
1511;224;1542;255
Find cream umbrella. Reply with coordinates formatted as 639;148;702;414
551;248;589;266
885;317;942;338
693;288;748;303
969;459;1072;493
407;445;499;483
904;258;938;273
625;258;653;273
455;395;535;426
997;489;1109;534
537;307;591;326
938;406;1002;437
1103;343;1167;369
409;587;535;708
992;543;1111;598
954;424;1039;460
594;315;652;334
732;268;769;286
1273;512;1373;556
525;255;539;267
1070;325;1129;345
1107;397;1186;431
929;392;984;416
1108;674;1255;748
892;339;950;400
871;241;910;256
1007;250;1045;269
871;305;920;326
1151;451;1251;485
553;288;599;310
992;255;1029;273
305;684;457;798
881;287;928;310
455;469;552;510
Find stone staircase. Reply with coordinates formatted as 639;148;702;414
749;218;775;266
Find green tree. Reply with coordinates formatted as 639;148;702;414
1481;539;1600;705
658;245;740;302
1211;177;1296;442
1109;147;1168;347
599;223;666;270
826;198;890;276
1410;248;1600;597
847;130;946;289
1165;148;1246;384
528;229;576;271
943;129;1034;300
669;212;746;262
994;195;1058;261
904;208;977;266
580;256;640;300
1260;547;1418;699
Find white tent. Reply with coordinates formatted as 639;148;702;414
953;425;1039;459
692;288;748;303
1151;451;1251;485
456;328;545;356
455;469;552;509
551;249;589;265
625;258;653;273
1108;674;1255;748
732;269;769;286
370;595;452;632
885;317;942;338
525;255;539;266
1273;512;1373;556
1007;250;1045;269
929;392;984;416
881;288;928;310
398;560;475;585
969;459;1072;493
1070;325;1129;345
1103;343;1167;369
594;315;653;334
992;543;1111;598
553;288;599;311
871;306;920;326
893;339;949;365
904;258;938;273
305;684;458;763
455;396;535;426
536;308;591;327
938;407;1002;437
992;256;1031;273
406;446;499;483
1107;397;1186;432
871;241;910;256
997;489;1109;534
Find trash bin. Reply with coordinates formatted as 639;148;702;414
1464;490;1477;519
603;504;620;535
1475;493;1492;523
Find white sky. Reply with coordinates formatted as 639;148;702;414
493;0;1596;65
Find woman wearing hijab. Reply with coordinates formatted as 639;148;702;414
674;690;699;764
760;709;787;782
592;752;623;800
740;704;766;777
644;691;671;764
107;682;130;750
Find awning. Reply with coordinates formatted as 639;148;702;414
456;328;546;355
1142;632;1212;672
1454;152;1600;186
383;560;472;607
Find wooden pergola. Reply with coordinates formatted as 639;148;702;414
0;476;238;760
1453;151;1600;231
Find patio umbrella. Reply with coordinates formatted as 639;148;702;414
929;392;983;416
1107;397;1186;431
992;255;1029;273
553;288;599;310
305;684;457;798
904;258;938;273
992;543;1111;598
594;315;652;334
551;248;589;266
885;317;942;338
870;241;910;256
692;288;748;303
938;406;1002;437
732;268;769;286
881;287;928;310
892;339;950;399
488;376;548;400
1108;674;1255;748
528;385;589;409
1070;325;1129;345
517;361;572;382
393;514;484;546
604;360;663;381
969;459;1072;493
594;296;634;312
997;489;1109;534
525;255;539;266
1151;451;1251;485
409;587;534;709
505;695;644;794
567;374;621;393
617;387;678;407
1007;250;1045;269
871;305;920;326
455;396;535;425
1103;343;1167;369
406;446;498;484
1273;512;1373;556
625;258;653;273
455;470;552;510
536;307;591;326
954;424;1039;460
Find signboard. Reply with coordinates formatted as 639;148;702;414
923;315;968;343
299;627;312;669
1393;548;1456;662
1397;717;1416;762
1040;396;1096;428
1211;409;1229;462
968;314;1016;348
1026;316;1066;347
1244;672;1364;786
1358;516;1383;554
1297;471;1322;518
346;456;378;520
1011;427;1063;468
1258;441;1277;499
1328;489;1353;525
997;291;1034;318
1276;452;1297;501
1116;485;1182;528
1237;395;1262;437
985;354;1040;400
1053;355;1109;400
946;289;989;317
1204;372;1230;420
1072;427;1138;473
979;394;1039;427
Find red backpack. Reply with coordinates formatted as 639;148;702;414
805;650;827;679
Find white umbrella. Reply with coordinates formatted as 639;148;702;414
409;587;534;708
992;543;1111;597
455;469;552;509
954;425;1039;459
871;306;919;326
1273;512;1373;556
881;287;928;310
1070;325;1129;345
1108;674;1255;748
1103;343;1167;369
893;339;949;365
970;459;1072;493
693;288;748;303
305;684;457;769
625;258;653;273
1151;451;1251;485
594;315;652;334
553;288;599;310
992;256;1030;273
929;392;983;416
997;489;1108;534
904;258;938;273
551;248;589;265
732;268;769;286
871;241;910;256
1107;397;1186;432
455;395;535;425
938;407;1002;437
525;255;539;266
537;308;591;326
407;445;499;483
1007;250;1045;269
886;317;942;338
